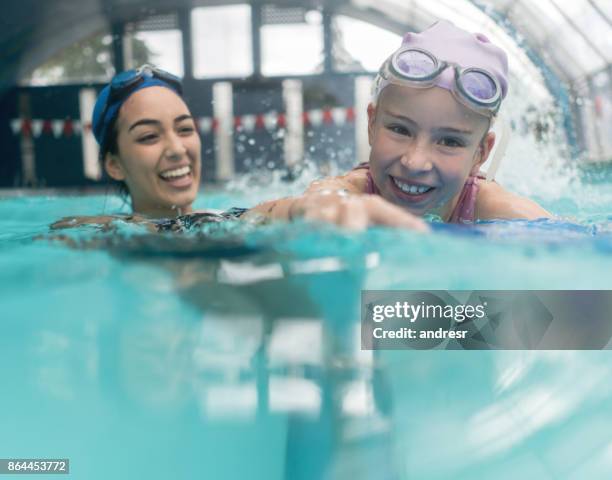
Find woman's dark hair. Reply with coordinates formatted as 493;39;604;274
99;118;130;205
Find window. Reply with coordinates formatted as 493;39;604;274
128;30;184;77
23;32;114;85
124;14;184;77
192;5;253;78
332;15;401;72
261;7;323;76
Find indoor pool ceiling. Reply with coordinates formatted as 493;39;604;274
1;0;611;91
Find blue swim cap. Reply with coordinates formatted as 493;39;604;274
92;74;181;151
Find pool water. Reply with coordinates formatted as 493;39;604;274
1;163;612;479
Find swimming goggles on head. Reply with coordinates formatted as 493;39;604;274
108;64;182;101
94;64;183;143
373;47;503;117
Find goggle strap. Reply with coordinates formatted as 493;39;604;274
485;114;510;182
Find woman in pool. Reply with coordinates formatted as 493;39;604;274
248;20;551;230
53;65;243;231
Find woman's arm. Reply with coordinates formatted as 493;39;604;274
51;215;121;230
476;181;553;221
50;214;154;231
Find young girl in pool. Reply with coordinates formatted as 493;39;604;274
52;65;244;231
248;20;551;230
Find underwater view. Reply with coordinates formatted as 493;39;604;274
2;0;612;478
2;158;612;478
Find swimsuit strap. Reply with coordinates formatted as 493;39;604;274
447;174;485;224
352;162;380;195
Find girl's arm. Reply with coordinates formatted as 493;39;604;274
475;181;553;221
245;171;428;231
245;172;363;221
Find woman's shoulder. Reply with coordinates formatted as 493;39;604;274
475;180;552;221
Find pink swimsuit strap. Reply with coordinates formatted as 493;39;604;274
353;162;381;195
447;173;485;224
351;162;484;224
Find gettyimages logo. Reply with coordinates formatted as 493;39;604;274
371;300;487;323
361;290;612;350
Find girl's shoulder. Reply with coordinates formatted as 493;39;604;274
475;180;552;221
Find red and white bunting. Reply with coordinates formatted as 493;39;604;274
31;119;44;137
20;119;32;136
42;120;51;135
72;120;82;136
306;109;324;127
322;109;334;124
331;107;347;126
345;107;355;122
51;120;64;138
10;108;356;139
263;112;278;131
240;114;257;133
198;116;214;134
10;119;22;135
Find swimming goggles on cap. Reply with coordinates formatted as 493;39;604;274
108;64;182;100
94;64;183;142
374;47;503;117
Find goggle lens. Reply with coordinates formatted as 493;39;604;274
460;70;497;102
395;49;437;78
111;68;141;89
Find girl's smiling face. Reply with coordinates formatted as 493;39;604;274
104;86;201;218
368;84;495;220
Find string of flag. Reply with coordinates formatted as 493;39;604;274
10;107;356;138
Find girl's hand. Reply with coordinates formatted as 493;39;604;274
289;191;429;232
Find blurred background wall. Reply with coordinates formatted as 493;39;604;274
1;0;611;188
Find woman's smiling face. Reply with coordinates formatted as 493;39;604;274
104;86;201;218
368;84;494;220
